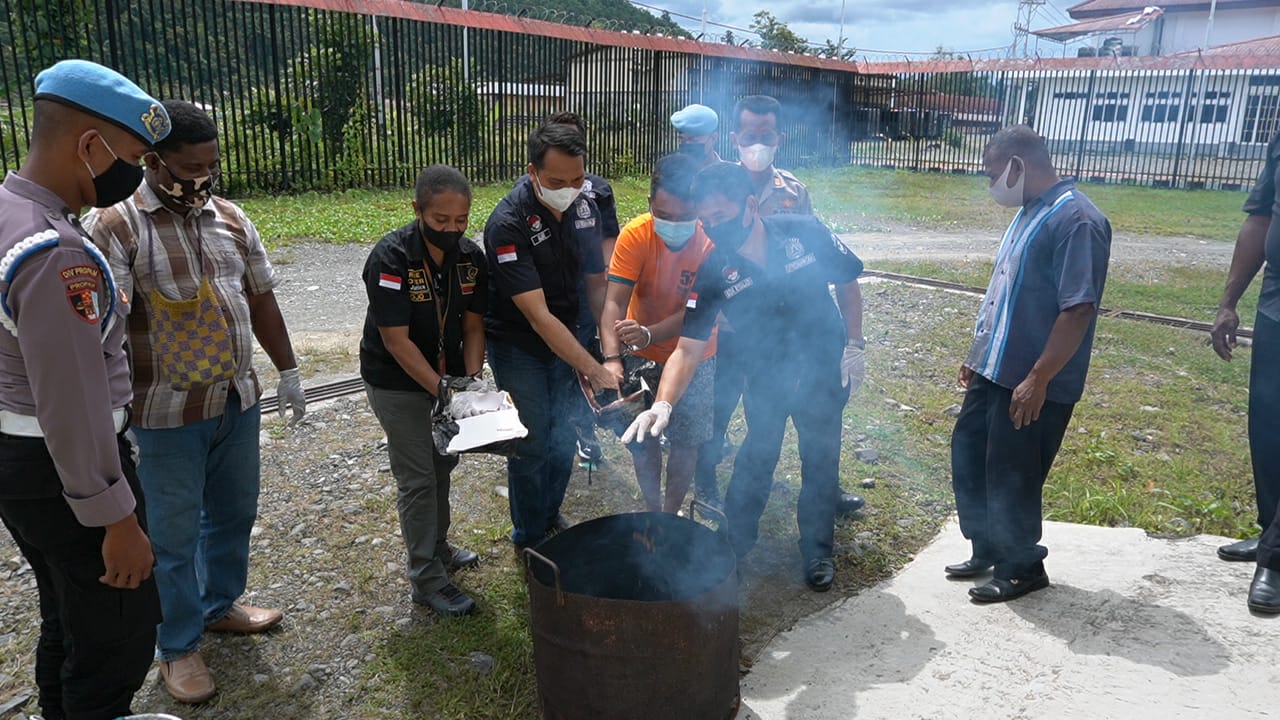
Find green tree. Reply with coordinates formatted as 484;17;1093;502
749;11;809;54
818;39;856;61
722;30;738;45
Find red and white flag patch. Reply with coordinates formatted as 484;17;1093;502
686;292;698;310
497;245;518;264
378;273;402;290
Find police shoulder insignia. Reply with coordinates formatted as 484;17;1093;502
141;104;170;142
62;265;102;324
576;199;592;219
784;238;804;259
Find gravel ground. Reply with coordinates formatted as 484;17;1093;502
0;233;1239;719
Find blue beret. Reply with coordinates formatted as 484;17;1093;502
34;60;170;145
670;104;718;136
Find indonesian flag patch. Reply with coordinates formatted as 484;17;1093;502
686;292;698;310
497;245;518;264
378;273;402;290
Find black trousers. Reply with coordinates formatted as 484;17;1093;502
1253;312;1280;570
1248;311;1280;533
694;328;749;498
950;375;1075;580
723;352;848;561
0;432;161;720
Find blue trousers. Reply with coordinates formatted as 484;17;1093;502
132;389;261;661
488;338;579;547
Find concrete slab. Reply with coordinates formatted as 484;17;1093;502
740;520;1280;720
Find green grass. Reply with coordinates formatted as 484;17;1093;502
235;167;1247;249
802;167;1246;241
871;259;1261;327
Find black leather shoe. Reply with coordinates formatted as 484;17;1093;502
836;492;865;516
969;573;1050;603
1218;538;1259;562
442;544;479;572
547;514;572;535
805;558;836;592
945;557;994;578
414;582;477;616
1248;567;1280;614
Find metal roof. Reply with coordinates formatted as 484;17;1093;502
1068;0;1280;20
1033;8;1164;42
236;0;864;74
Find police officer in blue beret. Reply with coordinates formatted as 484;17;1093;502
0;60;170;720
671;104;723;168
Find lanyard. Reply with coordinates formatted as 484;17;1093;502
423;250;452;376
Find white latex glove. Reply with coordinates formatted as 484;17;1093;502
841;343;866;393
277;367;307;425
621;401;672;444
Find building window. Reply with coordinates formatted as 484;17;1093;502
1243;93;1280;143
1052;91;1089;100
1185;91;1231;124
1140;91;1181;123
1092;92;1130;122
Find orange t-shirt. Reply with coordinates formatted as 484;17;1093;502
607;213;718;363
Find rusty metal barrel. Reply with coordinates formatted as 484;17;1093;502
524;509;740;720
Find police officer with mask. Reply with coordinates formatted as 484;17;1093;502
671;104;723;168
0;60;169;720
625;162;866;592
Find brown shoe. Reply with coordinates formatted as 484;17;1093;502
159;650;216;703
205;603;283;634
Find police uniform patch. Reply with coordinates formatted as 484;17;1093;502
723;267;740;284
407;267;431;303
530;229;551;246
784;238;804;260
527;215;543;232
576;200;591;219
66;279;101;323
459;263;478;295
497;245;518;264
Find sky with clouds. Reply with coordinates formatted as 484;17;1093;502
645;0;1084;57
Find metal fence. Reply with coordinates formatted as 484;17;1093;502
0;0;866;195
848;64;1280;190
6;2;1279;193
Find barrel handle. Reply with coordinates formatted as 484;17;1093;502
523;548;566;607
690;498;728;527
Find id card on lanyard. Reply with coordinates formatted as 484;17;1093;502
424;254;452;375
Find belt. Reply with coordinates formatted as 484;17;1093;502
0;408;128;438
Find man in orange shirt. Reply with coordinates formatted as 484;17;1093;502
600;154;717;513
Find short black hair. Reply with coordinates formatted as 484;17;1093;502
691;161;754;207
549;111;586;136
733;95;782;130
415;164;471;208
985;125;1051;169
649;153;699;202
154;100;218;154
528;123;587;169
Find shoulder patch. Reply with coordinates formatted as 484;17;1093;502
497;245;518;264
65;273;102;324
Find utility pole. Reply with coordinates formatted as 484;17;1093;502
1203;0;1219;50
1010;0;1046;58
837;0;847;55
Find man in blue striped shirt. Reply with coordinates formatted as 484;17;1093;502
946;126;1112;603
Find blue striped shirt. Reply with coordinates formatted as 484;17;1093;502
964;180;1111;405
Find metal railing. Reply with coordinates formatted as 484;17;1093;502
0;0;866;194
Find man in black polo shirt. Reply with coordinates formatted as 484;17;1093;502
484;124;621;549
361;165;487;616
625;162;866;592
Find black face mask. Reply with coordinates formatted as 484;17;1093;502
85;136;143;209
420;221;463;252
703;207;752;251
678;142;708;160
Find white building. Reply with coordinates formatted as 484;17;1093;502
1036;0;1280;57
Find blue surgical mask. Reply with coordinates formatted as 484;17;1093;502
653;217;697;251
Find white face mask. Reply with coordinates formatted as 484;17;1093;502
738;143;776;173
534;174;581;213
989;157;1026;208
